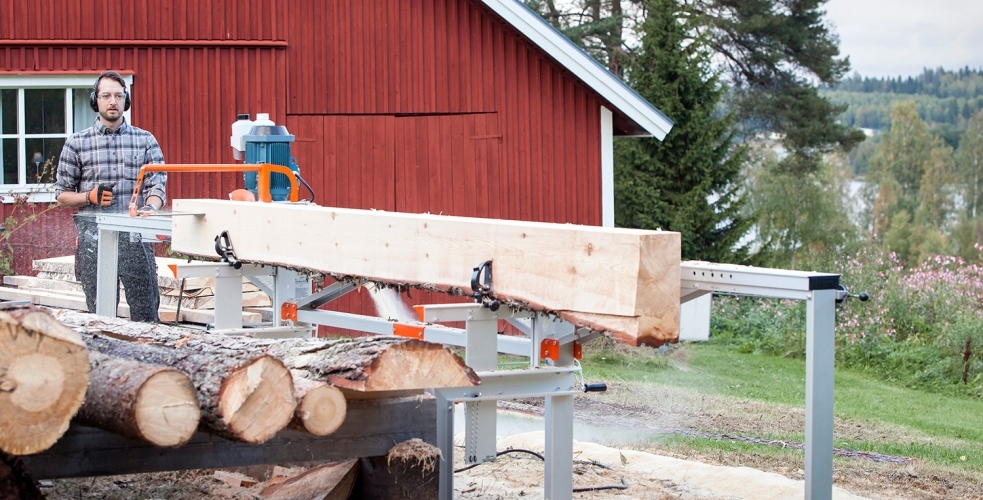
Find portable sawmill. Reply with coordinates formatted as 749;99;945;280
89;114;851;500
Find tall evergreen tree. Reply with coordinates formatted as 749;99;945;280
690;0;866;170
525;0;865;173
614;0;750;262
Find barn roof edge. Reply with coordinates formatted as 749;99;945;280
482;0;674;139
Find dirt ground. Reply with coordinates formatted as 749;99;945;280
468;381;983;500
37;378;983;499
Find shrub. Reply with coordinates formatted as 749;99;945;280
711;245;983;397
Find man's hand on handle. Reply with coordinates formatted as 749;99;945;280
87;183;115;206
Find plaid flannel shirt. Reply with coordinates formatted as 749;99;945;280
54;118;166;213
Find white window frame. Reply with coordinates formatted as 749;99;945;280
0;74;133;203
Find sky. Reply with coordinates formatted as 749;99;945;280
824;0;983;78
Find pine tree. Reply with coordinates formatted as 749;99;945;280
614;0;750;262
525;0;862;173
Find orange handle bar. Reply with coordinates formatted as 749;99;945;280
129;163;299;216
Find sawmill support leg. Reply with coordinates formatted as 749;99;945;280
544;393;574;500
805;289;835;500
95;228;119;317
435;390;454;500
464;311;500;465
212;272;244;330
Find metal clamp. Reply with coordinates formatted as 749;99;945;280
214;230;242;269
834;285;869;305
470;260;500;311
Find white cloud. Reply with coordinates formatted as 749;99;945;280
825;0;983;77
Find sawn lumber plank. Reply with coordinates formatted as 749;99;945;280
171;200;681;346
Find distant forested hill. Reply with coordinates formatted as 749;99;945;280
822;67;983;148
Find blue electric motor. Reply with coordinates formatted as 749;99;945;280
239;113;300;202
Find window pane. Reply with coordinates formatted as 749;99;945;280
25;88;66;134
1;139;18;184
25;138;64;184
1;89;16;135
73;89;98;131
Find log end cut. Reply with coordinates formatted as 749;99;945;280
135;370;201;447
78;351;201;448
218;356;296;444
0;308;89;455
293;381;347;436
327;339;479;392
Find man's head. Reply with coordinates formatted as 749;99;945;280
90;71;130;128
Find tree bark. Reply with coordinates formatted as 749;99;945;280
264;336;480;392
82;333;295;444
76;351;200;447
55;310;480;392
0;452;44;500
963;338;972;385
0;306;88;455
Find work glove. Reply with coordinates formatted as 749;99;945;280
87;183;114;206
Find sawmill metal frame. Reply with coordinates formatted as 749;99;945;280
681;261;839;500
91;215;840;500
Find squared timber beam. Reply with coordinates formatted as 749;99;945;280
171;200;681;346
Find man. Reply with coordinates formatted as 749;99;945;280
54;71;167;323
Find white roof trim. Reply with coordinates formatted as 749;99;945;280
482;0;673;140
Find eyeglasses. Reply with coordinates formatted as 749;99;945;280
97;92;126;102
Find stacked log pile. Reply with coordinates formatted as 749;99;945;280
0;305;479;494
0;256;268;325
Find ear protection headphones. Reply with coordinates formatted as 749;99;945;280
89;71;131;112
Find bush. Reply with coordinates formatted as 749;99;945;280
711;246;983;397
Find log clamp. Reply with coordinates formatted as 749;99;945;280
471;260;500;311
834;285;869;305
214;230;242;270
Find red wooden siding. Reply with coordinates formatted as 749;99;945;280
286;0;603;225
394;114;502;217
287;115;397;212
1;0;284;42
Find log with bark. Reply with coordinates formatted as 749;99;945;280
0;452;44;500
59;313;341;435
170;200;681;346
289;376;346;436
55;310;480;393
0;305;89;455
81;333;295;444
263;336;480;392
76;351;200;447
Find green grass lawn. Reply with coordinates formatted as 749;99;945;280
581;342;983;472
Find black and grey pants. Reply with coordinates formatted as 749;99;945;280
74;215;160;323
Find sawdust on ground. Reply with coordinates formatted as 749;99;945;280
453;431;867;500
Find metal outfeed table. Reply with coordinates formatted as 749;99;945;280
91;212;848;500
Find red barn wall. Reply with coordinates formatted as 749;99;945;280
285;0;603;224
1;0;607;286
